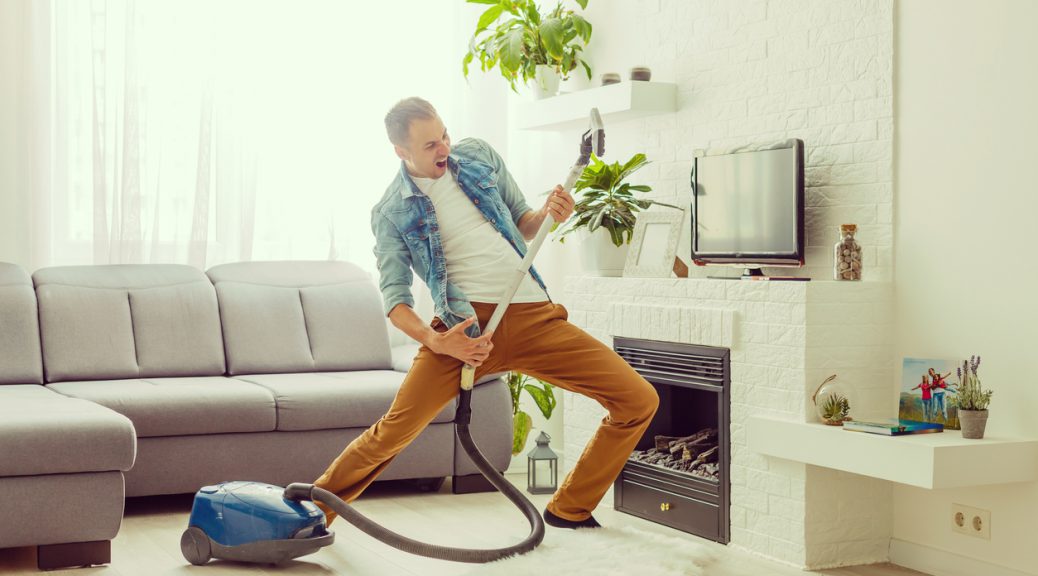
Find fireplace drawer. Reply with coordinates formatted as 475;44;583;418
615;478;721;541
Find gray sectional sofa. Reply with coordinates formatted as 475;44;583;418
0;260;511;570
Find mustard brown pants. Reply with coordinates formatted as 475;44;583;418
313;301;659;524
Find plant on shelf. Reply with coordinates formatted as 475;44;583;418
820;393;851;426
812;373;852;426
507;371;556;456
554;153;681;247
956;355;992;439
462;0;593;94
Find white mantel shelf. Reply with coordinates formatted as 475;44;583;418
748;416;1038;489
517;81;677;131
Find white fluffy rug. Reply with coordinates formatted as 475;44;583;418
464;525;715;576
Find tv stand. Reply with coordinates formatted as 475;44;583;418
707;267;811;281
741;267;765;279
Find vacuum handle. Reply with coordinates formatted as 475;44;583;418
459;160;588;391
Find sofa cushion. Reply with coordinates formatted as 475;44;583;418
212;283;315;374
0;263;44;385
46;377;277;438
36;284;140;382
0;385;136;476
207;261;392;375
33;264;226;382
232;371;456;431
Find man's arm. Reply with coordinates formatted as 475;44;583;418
516;184;575;240
517;207;549;241
388;303;494;367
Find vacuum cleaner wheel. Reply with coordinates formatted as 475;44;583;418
181;526;212;566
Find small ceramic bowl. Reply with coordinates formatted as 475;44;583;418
630;66;652;82
601;72;621;86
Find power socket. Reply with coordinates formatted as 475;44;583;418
951;503;991;539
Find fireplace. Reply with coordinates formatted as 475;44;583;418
612;336;730;544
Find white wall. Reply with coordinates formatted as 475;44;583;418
0;0;30;269
894;1;1038;573
503;0;894;567
519;0;895;287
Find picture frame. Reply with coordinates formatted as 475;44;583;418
623;210;685;278
900;357;961;430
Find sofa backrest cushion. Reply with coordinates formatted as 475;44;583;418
0;263;44;385
33;264;226;382
206;261;392;375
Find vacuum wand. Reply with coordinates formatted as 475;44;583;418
460;108;605;390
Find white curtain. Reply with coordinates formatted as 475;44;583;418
39;0;466;276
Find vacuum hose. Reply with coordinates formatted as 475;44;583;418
283;107;606;564
286;390;543;563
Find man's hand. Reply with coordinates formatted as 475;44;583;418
428;316;494;367
543;184;575;223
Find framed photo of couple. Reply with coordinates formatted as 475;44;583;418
900;357;960;429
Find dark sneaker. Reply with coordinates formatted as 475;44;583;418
543;508;602;529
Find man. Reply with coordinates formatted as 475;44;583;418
314;97;658;530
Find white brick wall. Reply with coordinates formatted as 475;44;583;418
614;0;893;282
561;276;893;568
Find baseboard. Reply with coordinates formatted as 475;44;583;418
889;538;1033;576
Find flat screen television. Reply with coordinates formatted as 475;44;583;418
690;139;805;278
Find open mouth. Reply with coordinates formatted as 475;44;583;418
435;160;447;169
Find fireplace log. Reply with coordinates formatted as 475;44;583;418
661;431;710;455
681;445;703;461
654;435;684;451
694;446;718;465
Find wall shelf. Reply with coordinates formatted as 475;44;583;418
747;416;1038;489
517;81;677;131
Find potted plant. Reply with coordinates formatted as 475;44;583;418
507;371;556;456
462;0;593;98
956;355;992;439
554;153;681;276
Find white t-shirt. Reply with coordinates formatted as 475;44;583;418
412;172;548;304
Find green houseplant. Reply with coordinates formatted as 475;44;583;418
554;153;680;275
956;355;992;439
462;0;593;95
507;371;556;456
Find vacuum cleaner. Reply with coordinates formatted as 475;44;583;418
181;108;606;567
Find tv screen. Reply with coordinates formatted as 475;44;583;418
690;139;804;269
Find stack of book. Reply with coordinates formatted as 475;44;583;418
842;419;944;436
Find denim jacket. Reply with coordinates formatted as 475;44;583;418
371;138;549;338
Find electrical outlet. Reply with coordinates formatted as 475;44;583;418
951;503;991;540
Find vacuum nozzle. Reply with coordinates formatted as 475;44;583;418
589;108;605;157
579;107;605;163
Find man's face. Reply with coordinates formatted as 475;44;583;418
395;116;451;179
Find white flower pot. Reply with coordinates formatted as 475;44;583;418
532;65;560;99
580;228;629;277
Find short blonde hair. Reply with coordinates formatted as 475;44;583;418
385;97;438;146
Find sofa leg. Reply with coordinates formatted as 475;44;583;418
37;540;111;571
414;477;446;492
451;473;499;494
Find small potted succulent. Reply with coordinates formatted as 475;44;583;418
956;355;992;439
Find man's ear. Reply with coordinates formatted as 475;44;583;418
393;145;409;162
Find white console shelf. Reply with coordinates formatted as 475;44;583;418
517;81;677;131
748;416;1038;489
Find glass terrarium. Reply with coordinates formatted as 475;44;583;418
812;374;853;425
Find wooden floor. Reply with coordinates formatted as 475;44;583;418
0;475;929;576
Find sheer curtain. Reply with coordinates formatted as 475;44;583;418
41;0;465;277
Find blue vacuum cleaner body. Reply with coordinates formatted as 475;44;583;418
181;481;334;565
